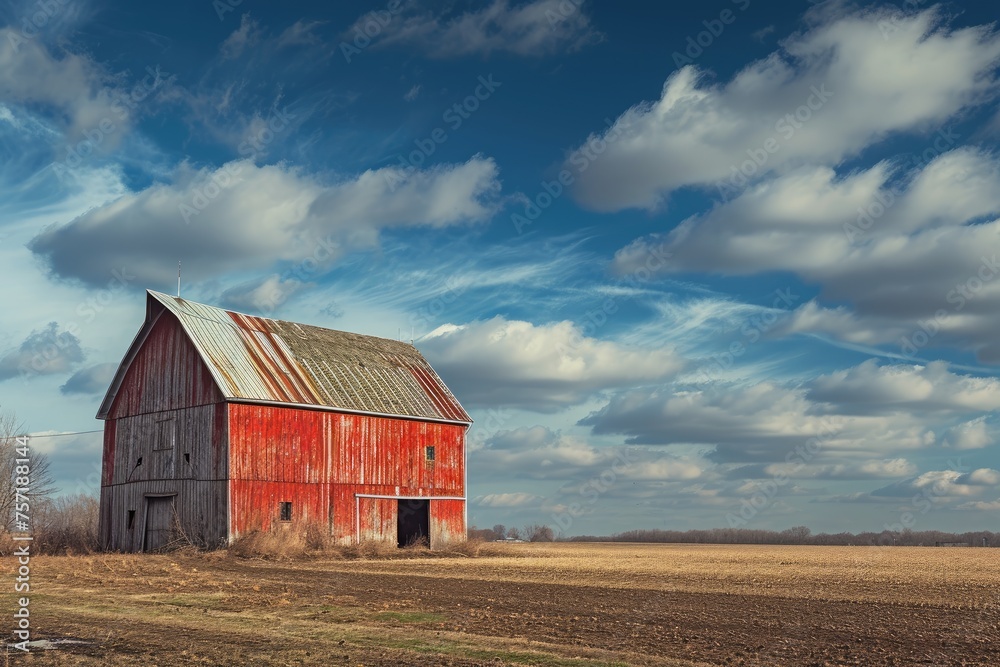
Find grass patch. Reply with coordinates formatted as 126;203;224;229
155;593;227;609
374;610;447;624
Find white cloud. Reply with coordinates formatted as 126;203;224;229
474;492;543;508
29;157;502;287
220;274;312;314
584;362;1000;469
614;149;1000;360
568;7;1000;210
419;317;684;411
753;25;776;42
615;148;1000;277
60;362;117;395
778;301;894;346
956;498;1000;511
350;0;601;58
0;323;84;382
762;458;917;480
872;468;1000;499
806;360;1000;414
476;427;704;482
945;418;994;450
581;379;942;462
964;468;1000;485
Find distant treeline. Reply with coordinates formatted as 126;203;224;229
565;526;1000;547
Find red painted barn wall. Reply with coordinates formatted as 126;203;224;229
430;499;465;546
228;403;466;545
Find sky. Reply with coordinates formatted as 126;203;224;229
2;0;1000;537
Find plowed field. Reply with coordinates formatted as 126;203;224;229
2;543;997;665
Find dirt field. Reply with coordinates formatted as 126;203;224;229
2;542;998;665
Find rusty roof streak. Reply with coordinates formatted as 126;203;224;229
392;365;436;416
410;366;467;422
139;290;470;424
229;312;323;406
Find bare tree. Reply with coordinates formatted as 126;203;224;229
33;494;99;554
505;526;521;540
523;524;554;542
0;409;58;532
466;525;497;541
781;526;811;543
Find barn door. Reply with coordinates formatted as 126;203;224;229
143;496;175;551
397;499;429;547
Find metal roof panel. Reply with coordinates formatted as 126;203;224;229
136;290;471;424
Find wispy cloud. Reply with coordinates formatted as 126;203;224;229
346;0;602;58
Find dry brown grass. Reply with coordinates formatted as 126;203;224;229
224;523;520;561
0;530;16;557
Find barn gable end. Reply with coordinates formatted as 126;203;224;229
98;304;229;552
101;310;223;420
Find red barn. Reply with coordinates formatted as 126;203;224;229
97;290;471;552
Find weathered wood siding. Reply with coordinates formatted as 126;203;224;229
106;313;222;419
100;480;228;552
430;499;466;546
100;314;227;551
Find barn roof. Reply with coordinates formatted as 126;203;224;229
97;290;471;424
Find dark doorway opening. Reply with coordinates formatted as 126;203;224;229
397;499;429;548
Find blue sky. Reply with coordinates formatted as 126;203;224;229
2;0;1000;536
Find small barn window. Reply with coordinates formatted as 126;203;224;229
425;446;435;462
153;419;175;451
127;510;136;530
279;502;293;522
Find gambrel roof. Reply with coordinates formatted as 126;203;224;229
97;290;471;424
